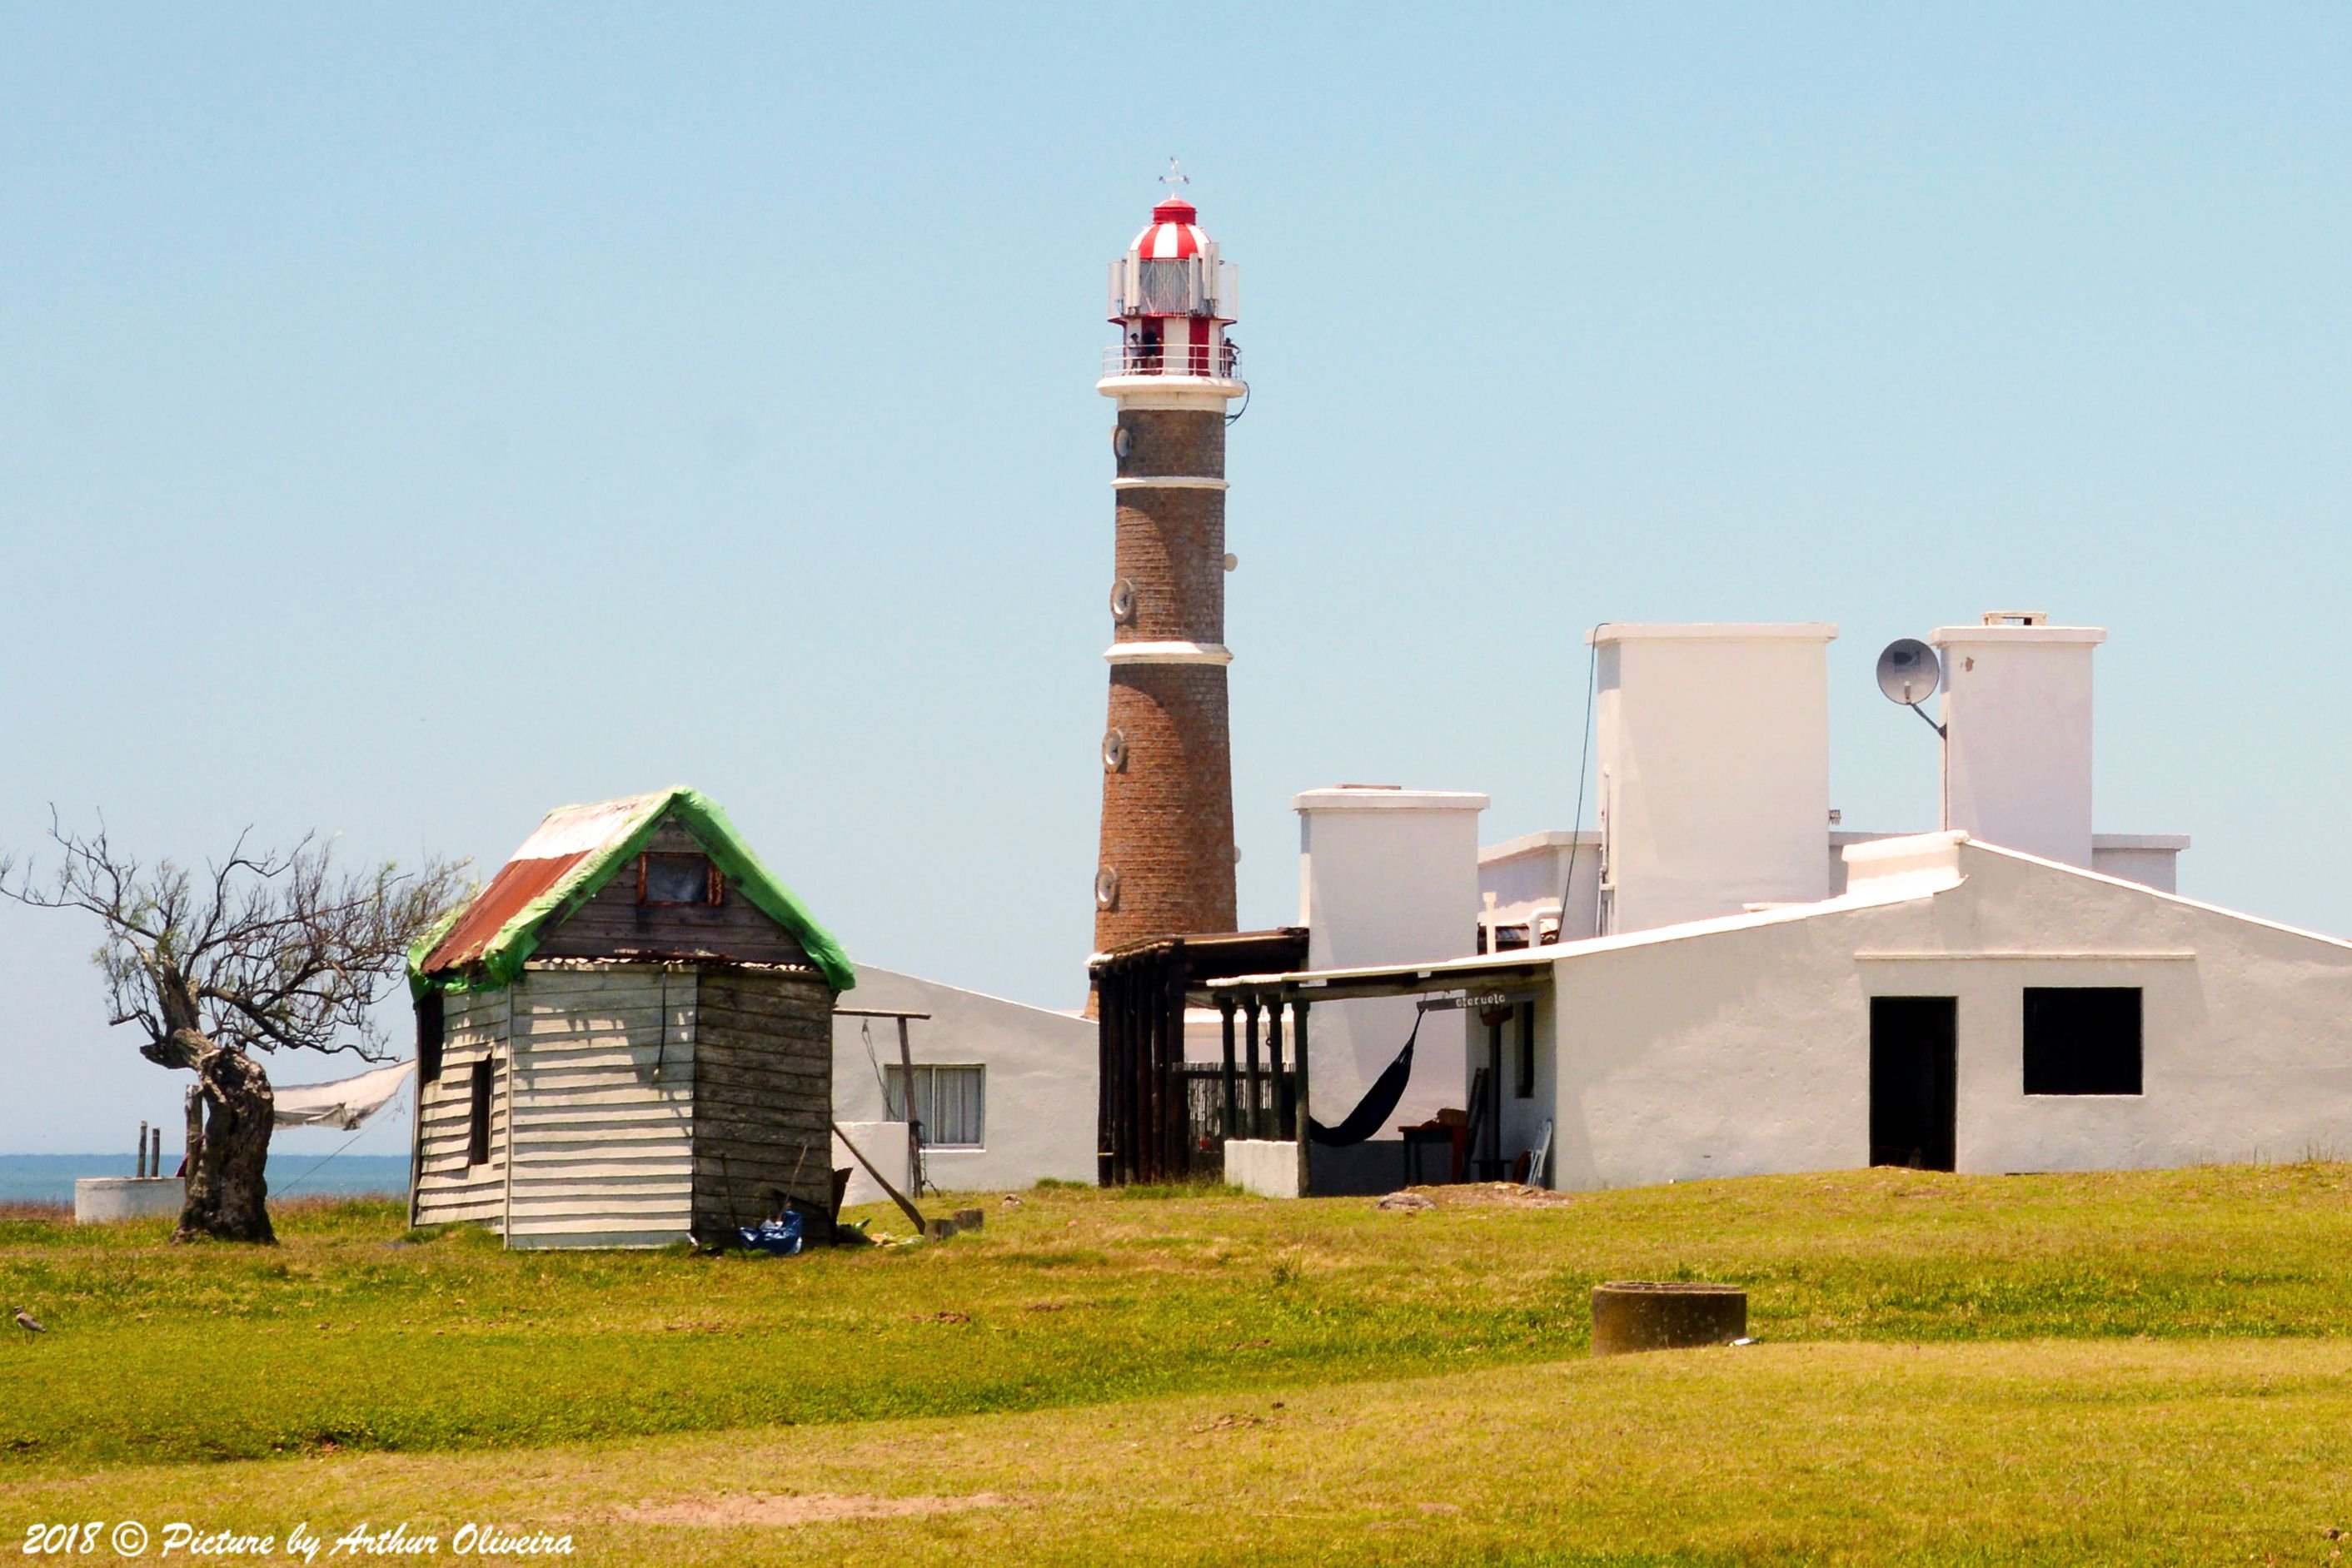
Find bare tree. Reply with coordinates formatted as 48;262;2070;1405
2;814;466;1242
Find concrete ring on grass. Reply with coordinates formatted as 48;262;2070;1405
1590;1281;1747;1356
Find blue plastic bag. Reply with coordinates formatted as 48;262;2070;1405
737;1211;804;1256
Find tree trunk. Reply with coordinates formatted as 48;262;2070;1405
177;1047;276;1244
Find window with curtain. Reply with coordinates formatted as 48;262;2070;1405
884;1063;986;1149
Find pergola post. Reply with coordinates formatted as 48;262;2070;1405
1243;998;1263;1137
1267;1003;1288;1139
1164;946;1189;1178
1292;999;1312;1197
1218;1000;1238;1140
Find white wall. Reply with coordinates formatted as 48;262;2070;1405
1592;624;1836;933
1477;829;1602;946
830;964;1096;1192
1932;617;2105;866
1542;837;2352;1190
1296;787;1487;1130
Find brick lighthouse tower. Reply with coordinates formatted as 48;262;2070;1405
1092;164;1245;958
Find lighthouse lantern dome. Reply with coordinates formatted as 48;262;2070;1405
1107;164;1238;327
1103;161;1241;386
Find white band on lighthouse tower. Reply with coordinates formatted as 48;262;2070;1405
1104;641;1234;667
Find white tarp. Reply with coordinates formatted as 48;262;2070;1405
272;1060;413;1130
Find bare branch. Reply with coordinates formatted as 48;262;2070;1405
2;809;469;1066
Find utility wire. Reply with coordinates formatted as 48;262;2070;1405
1550;623;1607;942
272;1085;396;1197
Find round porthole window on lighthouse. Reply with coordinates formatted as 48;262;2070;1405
1102;728;1129;772
1094;866;1121;910
1112;425;1134;459
1109;577;1138;623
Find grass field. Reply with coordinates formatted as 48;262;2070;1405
5;1164;2352;1563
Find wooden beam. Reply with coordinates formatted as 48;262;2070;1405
896;1014;921;1198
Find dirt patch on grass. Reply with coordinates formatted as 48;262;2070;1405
617;1491;1014;1527
1422;1182;1580;1209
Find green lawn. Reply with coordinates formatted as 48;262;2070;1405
4;1164;2352;1563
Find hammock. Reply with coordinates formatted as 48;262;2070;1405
1308;1007;1424;1147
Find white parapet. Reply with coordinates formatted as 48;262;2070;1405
1931;614;2105;868
1588;623;1837;934
73;1177;182;1224
1295;786;1489;1133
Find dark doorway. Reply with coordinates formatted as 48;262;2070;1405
1870;996;1956;1172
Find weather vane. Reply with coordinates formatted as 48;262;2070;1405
1159;156;1190;196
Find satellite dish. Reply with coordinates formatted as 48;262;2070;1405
1876;639;1941;705
1876;638;1947;737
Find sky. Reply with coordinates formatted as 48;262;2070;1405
2;4;2347;1156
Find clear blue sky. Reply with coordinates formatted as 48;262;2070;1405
3;5;2347;1154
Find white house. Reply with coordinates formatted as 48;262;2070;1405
1208;613;2352;1195
829;964;1096;1202
1218;832;2352;1191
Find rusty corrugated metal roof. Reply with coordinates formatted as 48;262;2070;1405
409;787;856;994
418;849;591;974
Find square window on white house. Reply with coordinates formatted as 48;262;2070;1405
884;1064;986;1149
2023;986;2143;1095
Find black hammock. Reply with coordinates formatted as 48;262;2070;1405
1307;1007;1423;1147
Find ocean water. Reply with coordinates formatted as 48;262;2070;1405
0;1152;410;1206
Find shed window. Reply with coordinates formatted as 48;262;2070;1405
466;1058;494;1165
416;991;444;1086
2023;987;2142;1095
885;1064;986;1149
640;853;720;906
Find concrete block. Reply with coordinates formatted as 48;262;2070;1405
1223;1138;1299;1199
73;1177;182;1225
1590;1281;1747;1355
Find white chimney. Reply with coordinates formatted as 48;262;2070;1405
1930;611;2104;867
1295;786;1487;1130
1589;624;1836;933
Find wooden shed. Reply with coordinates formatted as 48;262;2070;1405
406;788;855;1249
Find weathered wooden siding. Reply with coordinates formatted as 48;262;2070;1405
532;817;815;968
412;988;510;1230
504;965;698;1250
691;968;835;1235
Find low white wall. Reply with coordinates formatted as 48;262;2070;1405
831;964;1096;1192
832;1119;914;1209
1223;1138;1298;1199
73;1177;182;1224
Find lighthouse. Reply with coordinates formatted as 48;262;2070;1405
1091;164;1246;960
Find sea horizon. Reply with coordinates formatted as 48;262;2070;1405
0;1152;409;1205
